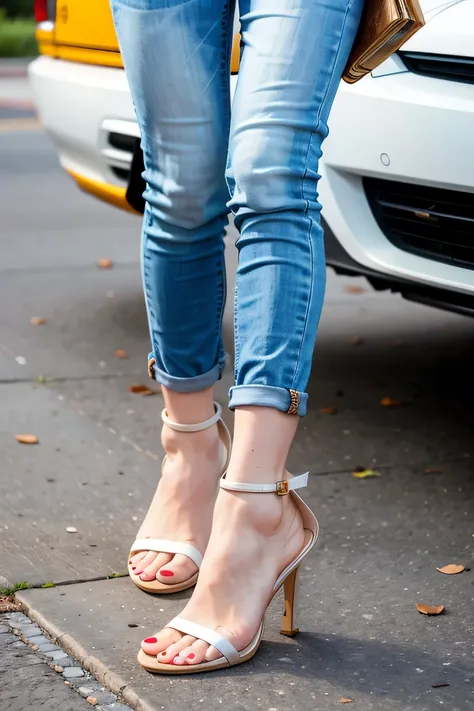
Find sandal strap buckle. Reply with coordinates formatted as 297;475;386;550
276;480;289;496
220;472;308;495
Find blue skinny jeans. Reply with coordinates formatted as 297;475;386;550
111;0;363;416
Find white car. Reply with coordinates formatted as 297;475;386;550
30;0;474;314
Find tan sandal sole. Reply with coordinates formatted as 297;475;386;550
128;569;198;594
137;623;265;673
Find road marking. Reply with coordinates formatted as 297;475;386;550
0;118;43;133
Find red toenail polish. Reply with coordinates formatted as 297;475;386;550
144;637;157;644
160;569;174;577
187;654;195;660
161;652;167;656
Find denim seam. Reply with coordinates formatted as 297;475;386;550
292;0;355;389
289;214;314;391
217;0;234;380
233;271;240;380
142;210;160;365
302;0;355;204
219;0;234;125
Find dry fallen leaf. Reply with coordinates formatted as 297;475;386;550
15;434;39;445
0;596;21;613
344;285;366;295
115;349;128;359
340;699;353;704
86;698;98;706
54;665;64;673
424;467;443;475
436;564;465;575
30;317;47;326
128;384;155;395
416;603;445;616
380;396;403;407
352;468;380;479
97;258;113;269
350;336;363;346
321;406;337;415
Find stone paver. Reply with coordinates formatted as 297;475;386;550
0;614;94;711
63;667;85;679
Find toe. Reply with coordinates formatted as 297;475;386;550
158;635;195;665
140;553;172;582
205;644;224;662
129;551;147;569
133;550;159;576
141;627;180;656
156;553;198;584
175;643;194;664
184;639;211;665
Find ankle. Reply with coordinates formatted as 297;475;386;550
161;423;221;459
217;488;287;535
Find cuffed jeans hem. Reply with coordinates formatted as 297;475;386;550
150;359;222;393
229;385;308;417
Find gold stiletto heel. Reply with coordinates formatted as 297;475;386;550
281;565;300;637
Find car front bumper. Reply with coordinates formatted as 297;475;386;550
320;63;474;296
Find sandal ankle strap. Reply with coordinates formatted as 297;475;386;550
162;401;223;433
220;471;308;496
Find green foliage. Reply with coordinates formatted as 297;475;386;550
0;13;38;58
0;0;34;19
0;581;31;596
41;581;55;588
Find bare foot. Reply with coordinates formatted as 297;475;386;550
129;423;226;585
140;485;305;661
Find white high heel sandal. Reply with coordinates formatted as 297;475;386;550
128;402;231;594
137;470;319;672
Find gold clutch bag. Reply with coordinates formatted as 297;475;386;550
343;0;425;84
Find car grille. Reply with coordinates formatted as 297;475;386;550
400;52;474;85
364;178;474;270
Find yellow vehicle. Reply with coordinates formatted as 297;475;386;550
30;0;240;215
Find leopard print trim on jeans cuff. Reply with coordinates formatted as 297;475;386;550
287;389;300;416
148;357;156;380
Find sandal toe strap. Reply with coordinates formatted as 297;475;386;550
130;539;203;569
167;617;240;665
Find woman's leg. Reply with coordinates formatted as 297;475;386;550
110;0;235;583
141;0;363;661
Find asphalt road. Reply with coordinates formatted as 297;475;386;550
1;116;473;710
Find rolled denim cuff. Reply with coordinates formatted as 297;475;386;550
149;353;223;393
229;384;308;417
